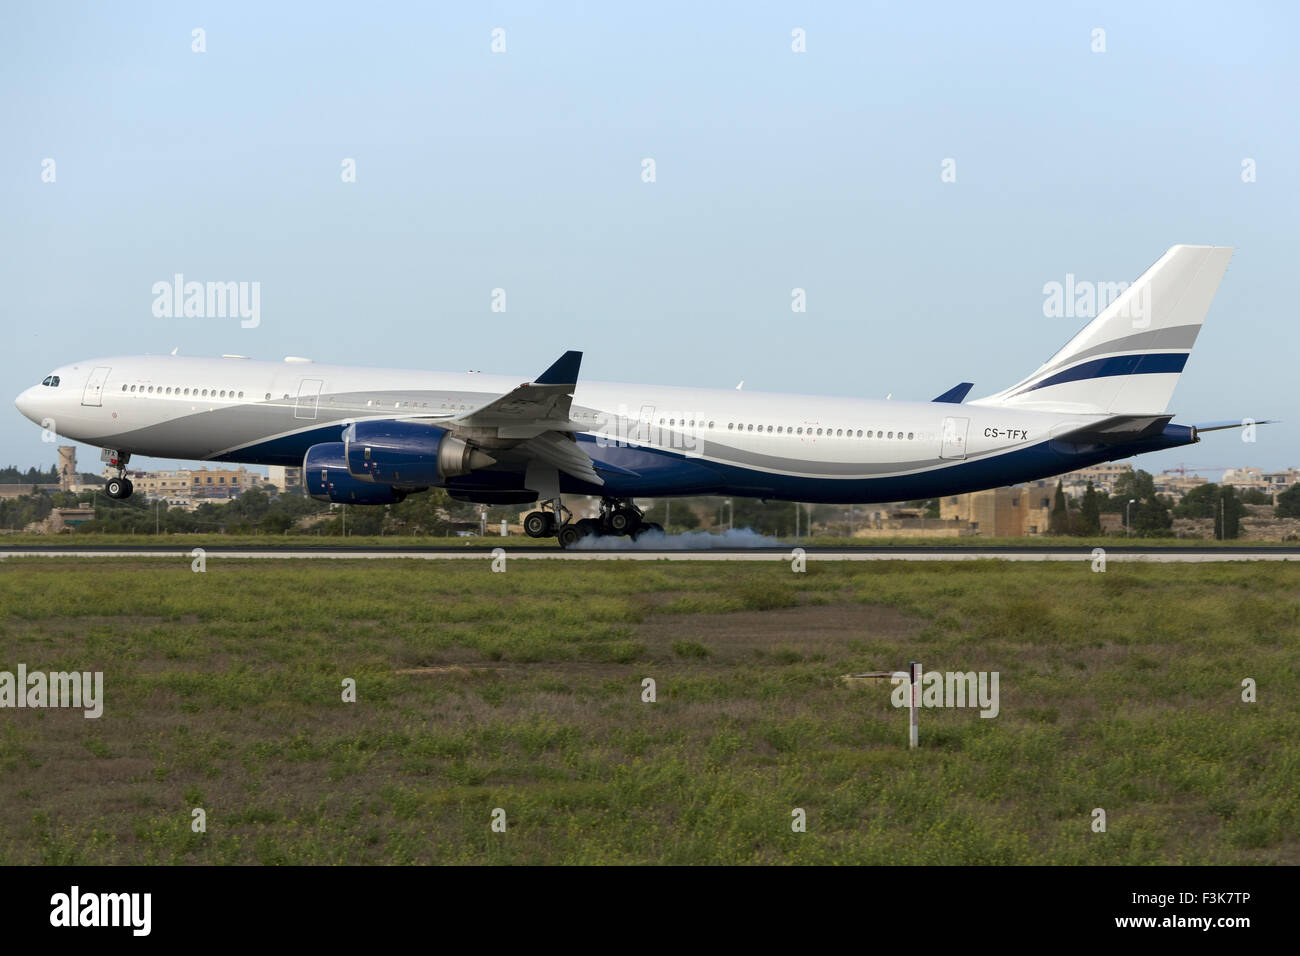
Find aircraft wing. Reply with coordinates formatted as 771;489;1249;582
450;350;604;486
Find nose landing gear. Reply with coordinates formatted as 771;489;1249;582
102;449;133;500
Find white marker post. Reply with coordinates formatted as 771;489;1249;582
909;660;920;750
843;664;922;750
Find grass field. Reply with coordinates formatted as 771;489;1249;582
0;557;1296;864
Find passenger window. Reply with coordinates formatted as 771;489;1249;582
887;431;893;438
856;429;863;437
907;432;914;440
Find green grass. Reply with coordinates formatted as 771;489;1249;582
0;557;1296;864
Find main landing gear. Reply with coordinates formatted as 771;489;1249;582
103;450;134;500
524;497;664;548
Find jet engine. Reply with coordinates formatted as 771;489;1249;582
304;442;411;504
343;420;495;486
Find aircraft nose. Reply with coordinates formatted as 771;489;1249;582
14;386;42;424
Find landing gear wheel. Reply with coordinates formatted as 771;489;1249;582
106;477;130;500
524;511;554;538
557;524;583;548
607;509;638;535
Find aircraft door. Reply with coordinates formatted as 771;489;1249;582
940;416;969;459
636;404;655;444
81;366;111;407
295;379;324;420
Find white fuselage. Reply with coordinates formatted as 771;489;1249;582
14;354;1133;503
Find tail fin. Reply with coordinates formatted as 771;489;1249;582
970;245;1233;414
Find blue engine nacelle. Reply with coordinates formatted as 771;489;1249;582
303;443;411;504
343;420;495;486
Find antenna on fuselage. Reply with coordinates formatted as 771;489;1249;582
171;347;179;356
735;380;744;390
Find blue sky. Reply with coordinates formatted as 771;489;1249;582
3;1;1296;475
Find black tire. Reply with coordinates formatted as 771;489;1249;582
524;511;549;538
106;478;125;499
607;509;635;534
122;479;134;497
557;524;582;548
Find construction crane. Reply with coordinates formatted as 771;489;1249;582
1161;463;1235;477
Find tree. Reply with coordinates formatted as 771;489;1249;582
1275;483;1300;519
1079;481;1102;535
1113;469;1156;502
1176;483;1220;518
1048;481;1069;534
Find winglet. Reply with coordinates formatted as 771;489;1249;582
535;350;583;386
932;382;974;404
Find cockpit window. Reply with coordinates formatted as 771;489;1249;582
50;376;60;387
42;376;52;386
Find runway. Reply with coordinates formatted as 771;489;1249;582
3;545;1298;562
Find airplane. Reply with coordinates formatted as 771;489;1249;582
14;244;1262;547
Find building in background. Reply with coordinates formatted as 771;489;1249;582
104;465;266;503
267;466;303;494
58;446;77;491
1059;462;1133;499
940;480;1055;537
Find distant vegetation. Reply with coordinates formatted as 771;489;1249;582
2;465;1296;541
0;465;59;484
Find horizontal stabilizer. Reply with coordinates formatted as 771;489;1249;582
1054;414;1172;445
932;382;974;404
